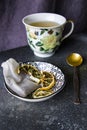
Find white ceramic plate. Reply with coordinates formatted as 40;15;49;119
4;62;65;102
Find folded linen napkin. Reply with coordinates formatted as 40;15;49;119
1;58;39;97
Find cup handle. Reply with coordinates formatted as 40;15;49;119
61;20;74;41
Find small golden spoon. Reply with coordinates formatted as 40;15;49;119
66;53;83;104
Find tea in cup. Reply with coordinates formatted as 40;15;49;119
22;13;74;57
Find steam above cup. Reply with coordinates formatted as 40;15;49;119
22;13;74;58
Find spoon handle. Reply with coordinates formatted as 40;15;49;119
73;67;80;104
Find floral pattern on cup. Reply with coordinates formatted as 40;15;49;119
26;26;62;53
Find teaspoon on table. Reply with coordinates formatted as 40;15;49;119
66;53;83;104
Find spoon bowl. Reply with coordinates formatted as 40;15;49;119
66;53;83;67
66;53;83;104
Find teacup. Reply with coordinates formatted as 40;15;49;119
22;13;74;57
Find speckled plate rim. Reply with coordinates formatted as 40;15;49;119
4;61;65;102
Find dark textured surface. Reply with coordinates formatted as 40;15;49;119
0;34;87;130
0;0;87;51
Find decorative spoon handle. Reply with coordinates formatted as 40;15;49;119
73;67;80;104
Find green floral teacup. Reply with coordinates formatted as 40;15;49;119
22;13;74;57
